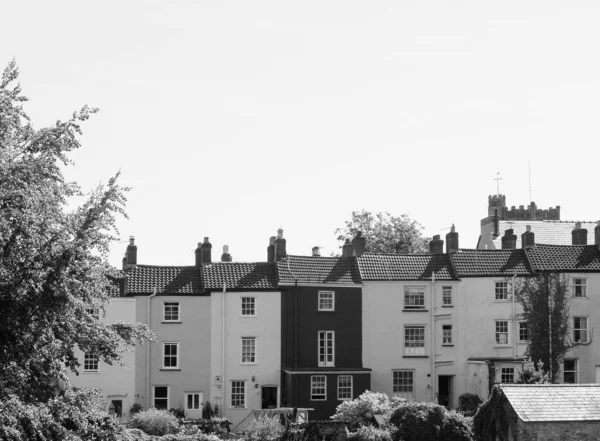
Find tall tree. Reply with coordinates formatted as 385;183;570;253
0;60;153;438
335;210;430;254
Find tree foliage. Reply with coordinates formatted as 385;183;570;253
514;274;573;383
0;60;154;438
335;210;430;254
516;358;550;384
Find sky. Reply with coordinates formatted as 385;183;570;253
2;1;600;267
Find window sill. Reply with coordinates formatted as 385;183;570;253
83;371;100;374
402;355;429;358
402;309;429;312
240;316;258;318
572;297;588;300
493;345;512;348
161;321;182;324
160;368;181;371
240;363;258;366
518;341;530;345
442;344;454;347
318;310;335;312
311;399;326;402
493;300;511;303
442;305;454;308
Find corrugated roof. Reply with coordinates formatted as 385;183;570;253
525;244;600;272
357;253;457;281
202;262;278;290
125;265;202;295
277;256;361;285
493;220;598;249
450;249;533;277
502;384;600;422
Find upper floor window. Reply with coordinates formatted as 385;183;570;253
231;381;246;408
163;342;179;369
564;359;578;383
442;325;452;345
501;367;515;383
241;337;256;363
495;281;508;301
337;375;353;401
318;331;335;367
404;287;425;310
573;317;588;343
84;351;99;372
442;286;452;306
495;320;509;345
311;376;326;401
573;278;587;298
405;326;425;356
318;291;335;311
163;302;180;322
241;297;256;316
518;322;529;343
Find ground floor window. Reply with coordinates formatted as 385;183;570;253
564;359;578;384
337;375;352;401
393;370;414;395
500;367;515;383
311;376;326;401
154;386;169;410
231;381;246;408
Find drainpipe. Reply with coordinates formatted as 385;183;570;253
512;274;516;359
431;272;436;403
146;287;158;408
222;282;227;416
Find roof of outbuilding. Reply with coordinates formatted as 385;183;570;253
125;265;203;295
525;244;600;272
492;220;598;249
202;262;279;290
501;384;600;422
277;256;361;285
357;253;457;281
450;249;533;277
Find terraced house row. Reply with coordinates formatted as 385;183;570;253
69;223;600;426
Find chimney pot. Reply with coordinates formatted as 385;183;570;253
522;225;535;249
277;228;283;239
199;237;212;265
221;245;232;262
312;246;320;257
429;235;444;254
446;225;459;253
572;223;588;245
274;230;287;260
501;229;517;249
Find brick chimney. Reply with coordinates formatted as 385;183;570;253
122;253;127;271
200;237;212;265
221;245;232;262
126;236;137;267
274;229;286;261
195;242;202;267
312;246;320;257
352;231;366;257
446;225;459;254
572;222;588;245
521;225;535;249
342;239;353;258
595;222;600;249
429;235;444;254
501;229;517;250
267;237;276;263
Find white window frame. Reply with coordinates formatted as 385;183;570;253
404;326;426;356
573;278;587;298
241;297;256;316
311;375;327;401
153;386;169;410
495;281;509;301
563;359;579;384
337;375;353;401
404;286;426;310
518;321;530;343
442;286;453;306
318;291;335;311
185;392;203;410
442;325;452;345
318;330;335;367
573;317;588;343
392;370;414;395
241;337;256;364
500;367;515;383
162;342;180;369
495;320;510;346
230;381;246;408
83;351;99;372
163;302;180;322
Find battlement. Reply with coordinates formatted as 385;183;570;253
487;195;560;221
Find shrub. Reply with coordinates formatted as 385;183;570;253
458;394;482;416
170;408;186;419
202;402;215;419
130;403;144;415
332;390;406;431
236;413;284;441
129;408;179;436
389;401;473;441
348;425;393;441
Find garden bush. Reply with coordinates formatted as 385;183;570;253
348;425;393;441
129;408;179;436
332;390;406;431
236;413;284;441
458;393;482;416
389;401;473;441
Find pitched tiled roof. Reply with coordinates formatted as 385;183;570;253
450;249;533;277
357;253;457;281
125;265;202;295
277;256;361;285
202;262;278;290
493;220;598;249
107;273;126;297
501;384;600;422
525;244;600;272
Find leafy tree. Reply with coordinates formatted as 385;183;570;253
335;210;430;254
514;273;579;383
516;357;549;384
0;60;154;438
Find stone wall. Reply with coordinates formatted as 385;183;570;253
516;419;600;441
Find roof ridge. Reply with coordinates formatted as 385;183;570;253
362;251;441;257
133;264;198;269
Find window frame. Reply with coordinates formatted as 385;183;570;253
241;297;256;317
518;321;530;343
404;286;426;310
318;291;335;311
573;278;587;298
185;392;203;410
563;359;579;384
337;375;353;401
442;325;453;345
392;370;414;394
153;386;169;410
318;331;335;367
495;320;510;346
442;286;453;306
311;375;327;401
83;351;99;373
163;302;180;322
404;325;426;356
241;337;257;364
162;342;180;369
230;381;246;408
573;317;588;343
494;281;509;301
500;367;515;383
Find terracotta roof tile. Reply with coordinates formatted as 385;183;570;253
357;253;457;281
502;384;600;422
277;256;361;285
525;244;600;272
125;265;202;295
450;249;533;277
493;220;598;249
203;262;278;290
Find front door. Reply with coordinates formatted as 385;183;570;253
438;376;454;409
261;386;278;409
184;392;203;419
109;400;123;418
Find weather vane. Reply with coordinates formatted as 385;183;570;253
494;172;502;197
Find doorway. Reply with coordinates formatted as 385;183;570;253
438;376;454;409
109;399;123;418
262;386;278;409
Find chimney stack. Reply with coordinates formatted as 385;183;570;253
446;225;459;253
200;237;212;265
595;221;600;249
122;254;128;271
274;228;287;261
429;235;444;254
267;237;276;263
342;239;353;258
352;231;366;257
126;236;137;267
221;245;232;262
521;225;535;249
312;246;320;257
572;222;588;245
501;229;517;250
